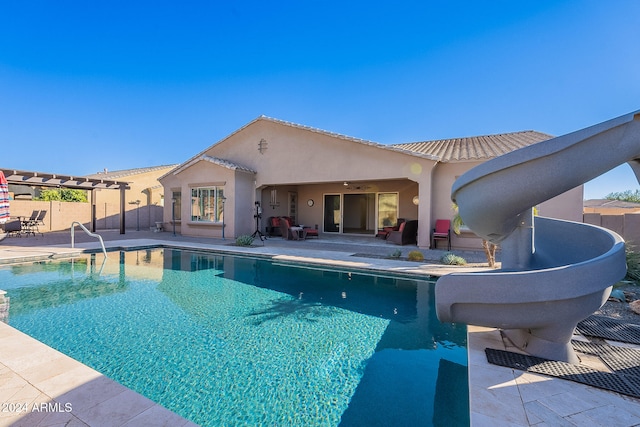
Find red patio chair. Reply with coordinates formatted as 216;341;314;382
432;219;451;250
267;216;282;236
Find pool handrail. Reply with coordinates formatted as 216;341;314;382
70;221;107;258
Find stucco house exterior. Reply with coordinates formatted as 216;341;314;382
159;116;582;249
86;165;177;230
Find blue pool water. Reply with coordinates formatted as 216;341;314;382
0;248;468;426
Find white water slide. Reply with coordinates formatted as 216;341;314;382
436;110;640;363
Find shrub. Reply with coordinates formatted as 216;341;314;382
407;250;424;261
389;249;402;259
625;244;640;284
440;252;467;266
235;235;255;246
39;188;88;202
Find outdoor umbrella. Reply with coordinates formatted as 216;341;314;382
0;171;9;225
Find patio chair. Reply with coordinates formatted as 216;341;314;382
432;219;451;250
279;216;294;240
387;220;418;245
376;218;405;239
29;210;47;236
304;225;319;239
36;210;47;226
266;216;282;237
21;210;39;236
280;217;307;240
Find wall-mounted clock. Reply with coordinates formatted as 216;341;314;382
307;199;314;207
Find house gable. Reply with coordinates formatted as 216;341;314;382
186;117;438;188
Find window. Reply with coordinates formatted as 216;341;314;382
172;191;181;221
191;187;224;222
378;193;398;228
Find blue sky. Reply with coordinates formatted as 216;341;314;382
1;1;639;199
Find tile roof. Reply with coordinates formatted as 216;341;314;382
85;164;178;179
392;130;553;162
171;155;256;176
163;118;556;180
584;199;640;209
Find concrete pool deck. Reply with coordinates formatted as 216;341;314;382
1;230;640;426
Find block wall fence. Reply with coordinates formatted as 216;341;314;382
583;213;640;247
8;200;163;232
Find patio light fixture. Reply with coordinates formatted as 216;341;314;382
269;188;279;209
258;138;268;154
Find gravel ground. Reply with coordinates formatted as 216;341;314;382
594;283;640;325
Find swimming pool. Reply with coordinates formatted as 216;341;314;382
0;248;469;426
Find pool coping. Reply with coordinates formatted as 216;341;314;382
2;239;640;426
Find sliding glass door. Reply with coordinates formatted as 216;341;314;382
324;194;341;233
343;193;376;234
323;192;398;234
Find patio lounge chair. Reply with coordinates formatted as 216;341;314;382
21;211;39;236
303;226;319;238
35;210;47;226
432;219;451;250
27;210;46;236
387;220;418;245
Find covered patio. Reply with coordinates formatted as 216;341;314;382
257;178;420;239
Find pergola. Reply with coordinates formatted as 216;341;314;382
1;168;131;234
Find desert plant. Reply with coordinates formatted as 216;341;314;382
625;243;640;284
235;235;255;246
481;240;498;268
388;249;402;259
407;250;424;261
451;203;498;267
440;252;467;266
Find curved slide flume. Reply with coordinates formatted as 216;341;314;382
436;110;640;363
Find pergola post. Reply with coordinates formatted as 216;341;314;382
91;189;97;232
120;185;126;234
